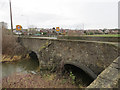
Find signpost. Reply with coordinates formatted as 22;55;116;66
16;25;22;31
16;25;22;37
56;27;60;32
56;27;60;36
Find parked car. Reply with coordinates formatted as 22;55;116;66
34;34;41;36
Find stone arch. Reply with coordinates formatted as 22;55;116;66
29;51;39;65
63;61;97;79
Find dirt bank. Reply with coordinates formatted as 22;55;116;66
2;73;77;88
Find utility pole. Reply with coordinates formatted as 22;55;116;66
9;0;13;34
118;1;120;29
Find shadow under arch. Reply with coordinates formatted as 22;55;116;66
63;61;97;86
29;51;39;65
63;61;97;79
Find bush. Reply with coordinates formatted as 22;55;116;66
2;28;26;56
89;32;94;35
43;32;47;35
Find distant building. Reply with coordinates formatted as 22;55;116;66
28;28;37;34
37;28;43;32
0;22;7;29
0;22;10;35
67;30;84;36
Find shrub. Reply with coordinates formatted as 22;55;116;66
89;32;94;35
2;28;26;56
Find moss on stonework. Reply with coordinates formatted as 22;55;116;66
38;41;52;52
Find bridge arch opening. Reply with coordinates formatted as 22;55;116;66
63;64;94;87
29;51;39;66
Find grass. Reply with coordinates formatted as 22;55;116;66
83;34;120;37
58;34;120;40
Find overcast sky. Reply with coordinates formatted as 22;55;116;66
0;0;119;29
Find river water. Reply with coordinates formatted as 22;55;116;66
1;57;93;87
1;58;39;78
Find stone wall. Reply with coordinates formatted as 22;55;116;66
20;38;119;79
87;57;119;88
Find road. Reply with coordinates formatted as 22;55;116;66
29;37;57;39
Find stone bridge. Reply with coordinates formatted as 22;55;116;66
18;37;119;87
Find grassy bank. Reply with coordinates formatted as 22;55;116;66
58;34;119;42
1;55;22;63
83;34;120;37
1;54;30;63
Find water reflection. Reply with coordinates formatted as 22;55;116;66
2;58;39;78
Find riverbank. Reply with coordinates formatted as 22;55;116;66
2;73;78;88
1;53;86;88
1;54;29;63
1;56;81;88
